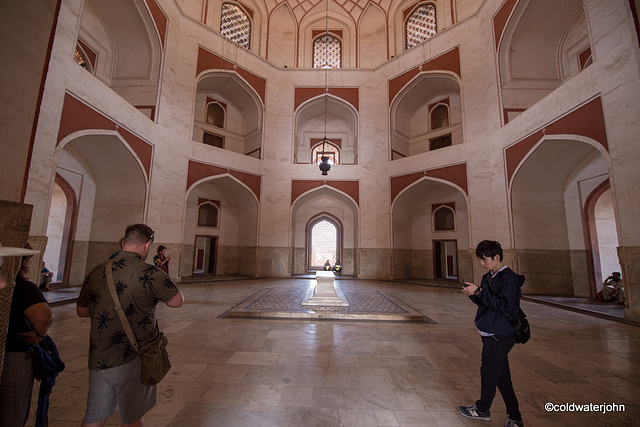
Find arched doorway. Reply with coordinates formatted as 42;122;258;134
43;174;78;285
307;214;342;270
510;137;610;296
291;185;358;276
391;177;469;281
54;132;148;285
184;175;259;277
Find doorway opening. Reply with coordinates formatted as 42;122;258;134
307;216;341;270
193;235;218;274
433;240;458;279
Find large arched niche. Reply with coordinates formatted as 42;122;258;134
390;72;462;159
391;177;469;282
291;186;358;276
53;132;147;284
510;137;609;296
194;71;264;158
299;8;355;68
498;0;589;123
183;175;259;278
358;3;387;68
390;72;464;160
267;2;297;68
294;95;358;164
77;0;163;119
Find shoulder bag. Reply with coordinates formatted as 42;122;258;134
105;260;171;385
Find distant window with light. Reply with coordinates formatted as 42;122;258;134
314;34;341;69
312;143;339;165
309;219;338;268
206;103;225;128
221;3;251;49
434;206;455;231
431;104;449;130
198;203;219;227
406;4;437;49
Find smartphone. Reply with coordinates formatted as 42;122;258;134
460;279;469;287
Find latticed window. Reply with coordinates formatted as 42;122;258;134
431;104;449;129
406;4;437;49
310;219;338;268
221;3;251;49
198;203;219;227
312;143;339;165
434;207;455;231
313;35;341;69
206;103;225;127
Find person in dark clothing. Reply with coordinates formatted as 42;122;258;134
0;245;55;426
458;240;525;427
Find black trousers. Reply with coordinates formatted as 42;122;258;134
476;333;521;421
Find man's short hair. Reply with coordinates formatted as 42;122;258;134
475;240;503;261
123;224;154;247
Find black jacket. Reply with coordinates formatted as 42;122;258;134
469;267;525;335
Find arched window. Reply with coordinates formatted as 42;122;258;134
406;3;437;49
312;142;340;165
313;34;341;69
309;218;340;269
206;102;225;128
221;3;251;49
433;206;455;231
198;203;220;227
430;104;449;130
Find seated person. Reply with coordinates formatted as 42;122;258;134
324;260;332;271
333;260;342;275
602;272;624;303
40;261;53;291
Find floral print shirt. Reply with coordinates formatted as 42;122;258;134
77;251;180;370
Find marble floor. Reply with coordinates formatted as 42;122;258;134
25;278;640;426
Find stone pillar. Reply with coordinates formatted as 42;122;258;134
0;200;34;381
619;246;640;324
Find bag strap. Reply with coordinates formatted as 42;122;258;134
105;260;140;353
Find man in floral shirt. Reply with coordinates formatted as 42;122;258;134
77;224;183;426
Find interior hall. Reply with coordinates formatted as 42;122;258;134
1;0;640;425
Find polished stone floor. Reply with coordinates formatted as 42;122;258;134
26;278;640;426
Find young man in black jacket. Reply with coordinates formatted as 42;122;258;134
458;240;525;427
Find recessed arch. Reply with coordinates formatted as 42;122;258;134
194;71;264;158
184;175;259;277
306;212;343;270
390;72;462;159
497;0;588;123
291;185;358;276
294;94;358;165
52;131;148;283
391;176;469;281
509;136;610;296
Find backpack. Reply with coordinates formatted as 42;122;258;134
513;308;530;344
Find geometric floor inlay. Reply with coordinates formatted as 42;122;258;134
225;287;435;323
